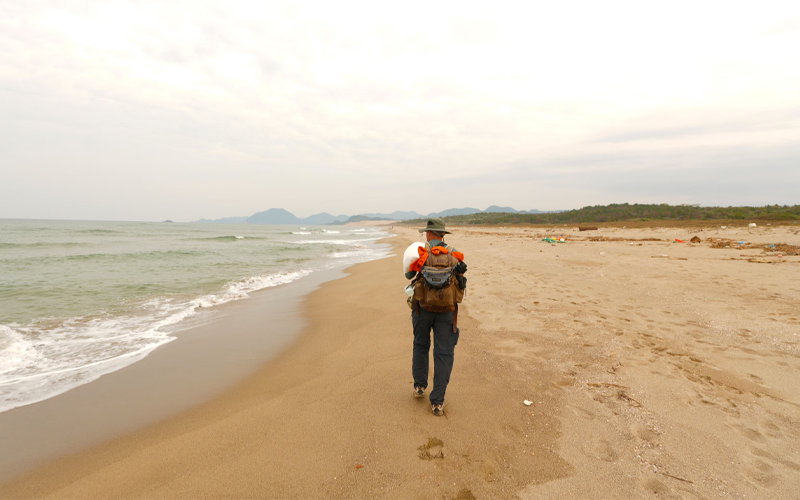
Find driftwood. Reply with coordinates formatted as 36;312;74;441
579;227;599;231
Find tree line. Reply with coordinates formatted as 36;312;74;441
411;204;800;225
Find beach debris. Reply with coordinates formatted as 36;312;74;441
579;227;599;231
355;464;364;469
690;236;701;243
523;400;533;406
674;239;686;243
749;223;757;227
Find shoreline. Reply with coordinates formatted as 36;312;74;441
1;231;571;498
0;237;392;483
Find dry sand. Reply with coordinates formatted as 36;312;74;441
2;224;799;499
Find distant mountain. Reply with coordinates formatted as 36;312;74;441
302;212;350;225
247;208;301;225
429;207;482;217
360;211;424;220
483;205;520;213
194;206;565;225
330;215;391;225
196;216;250;223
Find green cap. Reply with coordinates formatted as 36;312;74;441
418;218;451;234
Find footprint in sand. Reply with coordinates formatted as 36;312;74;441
418;437;445;460
631;423;660;446
454;488;477;500
745;459;779;487
590;439;619;462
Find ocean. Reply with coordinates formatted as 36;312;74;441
0;219;392;413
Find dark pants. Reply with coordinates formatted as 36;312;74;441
412;306;460;405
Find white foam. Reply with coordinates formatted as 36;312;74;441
292;231;311;235
294;237;382;245
0;325;43;377
323;229;340;234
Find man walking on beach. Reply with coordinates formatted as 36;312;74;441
406;218;467;416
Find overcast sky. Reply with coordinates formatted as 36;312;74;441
1;1;799;221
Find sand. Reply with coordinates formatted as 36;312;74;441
2;224;799;498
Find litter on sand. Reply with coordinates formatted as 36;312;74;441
675;239;686;243
523;400;533;406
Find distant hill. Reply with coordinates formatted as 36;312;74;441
196;216;250;224
330;215;392;225
428;207;482;217
403;203;800;225
483;205;519;213
247;209;302;225
302;212;350;225
194;206;568;225
361;211;424;220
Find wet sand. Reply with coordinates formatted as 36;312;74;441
2;225;800;498
0;266;349;482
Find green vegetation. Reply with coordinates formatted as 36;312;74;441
405;204;800;225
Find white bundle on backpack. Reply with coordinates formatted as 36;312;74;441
403;242;426;273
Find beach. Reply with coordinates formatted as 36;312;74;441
2;224;800;498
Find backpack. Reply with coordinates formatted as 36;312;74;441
412;243;465;312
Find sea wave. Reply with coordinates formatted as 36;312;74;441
292;237;382;245
0;241;91;249
189;236;265;242
0;269;311;413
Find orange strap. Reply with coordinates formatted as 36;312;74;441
409;247;428;272
409;245;464;272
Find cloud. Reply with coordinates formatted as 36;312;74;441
764;15;800;35
1;1;799;220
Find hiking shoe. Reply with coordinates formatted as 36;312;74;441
431;403;444;416
414;386;425;398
